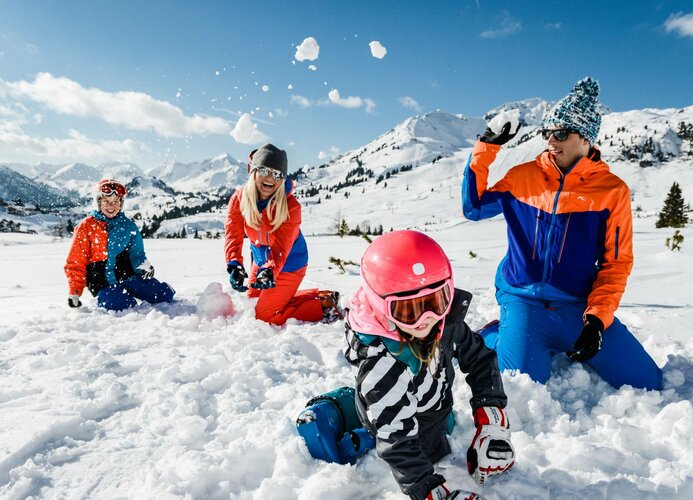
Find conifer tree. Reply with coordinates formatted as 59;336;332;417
656;182;688;228
338;218;349;238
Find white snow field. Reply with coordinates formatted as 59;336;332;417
1;214;692;500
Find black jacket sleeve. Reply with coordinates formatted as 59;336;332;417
448;289;507;410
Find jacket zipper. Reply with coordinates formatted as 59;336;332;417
531;209;540;260
541;175;565;283
557;213;572;263
614;226;620;260
265;229;271;262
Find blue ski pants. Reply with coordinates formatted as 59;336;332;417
97;276;175;311
480;294;662;390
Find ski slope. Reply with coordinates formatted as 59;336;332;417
1;215;692;499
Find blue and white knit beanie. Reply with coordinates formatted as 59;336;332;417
543;77;601;143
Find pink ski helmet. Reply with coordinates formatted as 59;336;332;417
360;230;454;338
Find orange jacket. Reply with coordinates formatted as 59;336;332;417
65;212;146;296
224;184;308;273
462;141;633;329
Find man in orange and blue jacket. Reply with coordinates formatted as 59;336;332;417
462;77;661;390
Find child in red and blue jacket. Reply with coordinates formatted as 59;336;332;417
65;179;175;311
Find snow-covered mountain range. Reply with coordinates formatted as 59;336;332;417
1;99;692;237
0;166;74;208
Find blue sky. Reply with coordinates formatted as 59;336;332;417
1;0;692;171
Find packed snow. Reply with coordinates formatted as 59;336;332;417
369;41;387;59
2;100;693;498
1;212;691;498
294;37;320;63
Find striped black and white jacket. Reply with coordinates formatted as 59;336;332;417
344;289;507;500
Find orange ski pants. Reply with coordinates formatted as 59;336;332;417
247;265;323;325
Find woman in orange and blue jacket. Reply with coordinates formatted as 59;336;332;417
224;143;341;325
462;78;661;390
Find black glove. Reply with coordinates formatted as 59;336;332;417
68;294;82;308
227;260;249;292
567;314;604;362
251;267;276;289
479;122;518;146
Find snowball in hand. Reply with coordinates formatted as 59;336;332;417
196;282;235;319
488;110;520;136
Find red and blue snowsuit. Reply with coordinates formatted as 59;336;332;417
224;178;323;325
462;141;661;390
65;211;175;311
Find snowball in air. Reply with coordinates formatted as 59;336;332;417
369;41;387;59
295;37;320;62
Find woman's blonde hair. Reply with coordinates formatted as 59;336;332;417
239;171;290;232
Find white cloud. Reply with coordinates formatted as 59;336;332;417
369;41;387;59
318;146;340;160
0;72;234;138
480;12;521;38
327;89;357;107
364;98;376;114
230;113;269;144
665;12;693;38
399;96;422;112
294;37;320;62
290;95;312;108
327;90;376;113
328;89;361;108
545;22;562;30
0;122;143;163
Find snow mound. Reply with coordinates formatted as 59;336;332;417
195;282;236;319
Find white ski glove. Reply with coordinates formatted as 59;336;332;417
138;260;155;279
426;483;484;499
467;406;515;486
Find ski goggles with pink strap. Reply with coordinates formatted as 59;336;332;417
384;279;453;329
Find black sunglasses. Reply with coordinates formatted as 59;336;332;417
541;128;578;142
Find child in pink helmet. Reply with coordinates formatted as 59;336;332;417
344;230;514;500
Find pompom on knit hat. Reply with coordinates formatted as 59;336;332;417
543;77;601;143
250;143;288;177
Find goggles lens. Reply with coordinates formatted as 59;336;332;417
254;166;285;181
541;128;574;141
99;181;126;197
389;283;452;326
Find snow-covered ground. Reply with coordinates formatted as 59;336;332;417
1;217;692;499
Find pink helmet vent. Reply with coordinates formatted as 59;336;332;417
412;263;425;275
